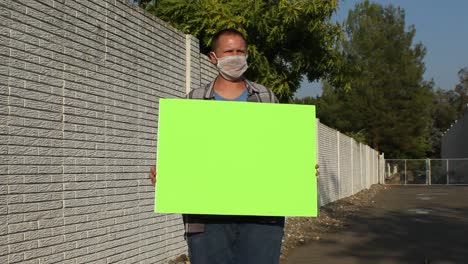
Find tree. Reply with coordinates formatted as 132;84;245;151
313;1;433;158
138;0;343;102
454;67;468;117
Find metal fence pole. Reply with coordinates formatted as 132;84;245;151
404;159;407;185
382;154;385;184
446;159;449;185
427;159;431;185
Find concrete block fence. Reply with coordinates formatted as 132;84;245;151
441;108;468;159
317;122;383;207
0;0;383;263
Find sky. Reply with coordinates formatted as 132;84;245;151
295;0;468;98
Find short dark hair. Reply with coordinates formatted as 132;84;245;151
210;28;247;52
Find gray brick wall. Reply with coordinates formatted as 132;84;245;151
200;55;218;88
1;1;384;263
0;0;218;263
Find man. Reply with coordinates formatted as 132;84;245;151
150;29;317;264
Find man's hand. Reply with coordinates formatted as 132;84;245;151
315;164;320;179
149;165;157;186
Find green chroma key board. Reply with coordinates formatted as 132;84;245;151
155;98;317;217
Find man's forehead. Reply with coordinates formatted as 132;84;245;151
217;34;246;47
218;33;243;40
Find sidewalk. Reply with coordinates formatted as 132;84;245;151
287;185;468;264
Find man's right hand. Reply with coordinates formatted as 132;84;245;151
149;165;157;186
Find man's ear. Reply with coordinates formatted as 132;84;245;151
209;51;217;64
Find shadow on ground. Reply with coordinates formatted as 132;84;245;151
288;186;468;264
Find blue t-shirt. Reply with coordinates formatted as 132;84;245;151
214;88;248;101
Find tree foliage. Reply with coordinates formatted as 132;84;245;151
312;1;433;158
138;0;343;102
454;67;468;117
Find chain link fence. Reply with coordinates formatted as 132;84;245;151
384;159;468;185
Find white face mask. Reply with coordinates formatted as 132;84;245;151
212;53;248;81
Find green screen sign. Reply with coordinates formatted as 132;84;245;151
155;99;317;217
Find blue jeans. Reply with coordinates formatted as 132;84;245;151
186;218;285;264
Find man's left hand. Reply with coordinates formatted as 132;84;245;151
315;164;320;179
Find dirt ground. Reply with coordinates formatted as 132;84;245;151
168;184;387;264
280;184;387;263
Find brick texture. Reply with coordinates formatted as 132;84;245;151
0;0;218;263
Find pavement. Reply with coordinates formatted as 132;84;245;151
286;185;468;264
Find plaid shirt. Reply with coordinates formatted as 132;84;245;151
183;78;283;233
